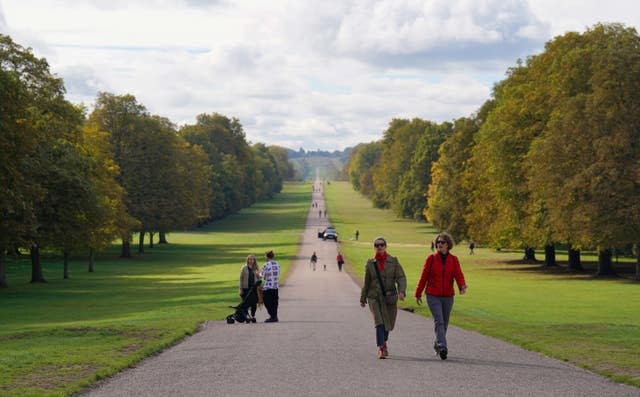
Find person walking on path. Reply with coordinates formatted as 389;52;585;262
355;230;359;241
310;252;318;271
468;240;475;255
239;254;261;322
360;237;407;359
260;250;280;323
414;232;467;360
336;252;344;272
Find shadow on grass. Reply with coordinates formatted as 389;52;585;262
486;260;638;283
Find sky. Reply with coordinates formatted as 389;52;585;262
1;1;639;151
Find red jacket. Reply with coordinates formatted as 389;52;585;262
414;253;466;297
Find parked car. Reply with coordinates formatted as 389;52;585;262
317;226;338;241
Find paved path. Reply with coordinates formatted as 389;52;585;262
83;180;637;397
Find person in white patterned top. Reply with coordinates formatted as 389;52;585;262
260;250;280;322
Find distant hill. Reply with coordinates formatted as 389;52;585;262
287;148;352;181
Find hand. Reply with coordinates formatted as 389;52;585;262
460;286;467;295
416;296;422;305
398;292;405;301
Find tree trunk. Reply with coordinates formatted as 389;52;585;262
635;244;640;281
567;248;583;272
138;231;145;254
543;244;557;267
159;230;168;244
149;232;154;248
0;250;7;288
121;238;131;258
88;248;95;273
30;245;46;283
523;247;537;262
595;248;617;277
63;250;69;279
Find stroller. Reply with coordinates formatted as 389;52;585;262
226;280;262;324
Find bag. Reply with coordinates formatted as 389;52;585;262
372;260;398;305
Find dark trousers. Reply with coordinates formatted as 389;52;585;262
337;261;343;272
427;295;454;348
241;288;257;317
263;288;279;319
375;324;389;347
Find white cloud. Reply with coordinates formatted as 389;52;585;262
0;3;6;31
528;0;640;37
1;0;638;150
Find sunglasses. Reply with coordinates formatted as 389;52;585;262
435;240;447;245
374;243;386;248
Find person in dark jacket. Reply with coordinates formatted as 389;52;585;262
414;232;467;360
360;237;407;359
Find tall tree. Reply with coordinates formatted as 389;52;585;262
87;93;149;257
371;119;416;209
180;114;256;219
395;121;453;219
82;123;137;270
267;145;295;181
427;101;494;239
0;34;82;283
465;53;552;252
346;142;383;197
525;24;640;275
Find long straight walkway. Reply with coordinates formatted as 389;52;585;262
83;180;637;397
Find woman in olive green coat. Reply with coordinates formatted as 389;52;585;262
360;236;407;359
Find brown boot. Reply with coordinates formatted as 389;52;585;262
377;347;386;359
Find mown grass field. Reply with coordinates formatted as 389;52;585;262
0;182;310;397
324;181;640;387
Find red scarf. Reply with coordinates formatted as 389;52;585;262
375;252;388;271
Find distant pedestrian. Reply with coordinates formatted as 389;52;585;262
260;250;280;323
430;240;435;252
336;252;344;272
468;240;475;255
319;210;322;218
414;232;467;360
355;230;359;241
310;251;318;271
239;254;260;322
360;237;407;359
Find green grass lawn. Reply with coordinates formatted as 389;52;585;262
0;182;311;397
325;181;640;387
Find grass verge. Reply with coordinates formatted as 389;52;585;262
0;182;310;397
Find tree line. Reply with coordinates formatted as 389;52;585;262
0;34;294;288
346;23;640;278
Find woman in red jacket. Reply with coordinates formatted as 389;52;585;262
414;232;467;360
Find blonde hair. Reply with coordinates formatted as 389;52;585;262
246;254;259;270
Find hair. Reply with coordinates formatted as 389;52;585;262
265;250;275;259
246;254;258;269
436;232;455;249
373;236;387;245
